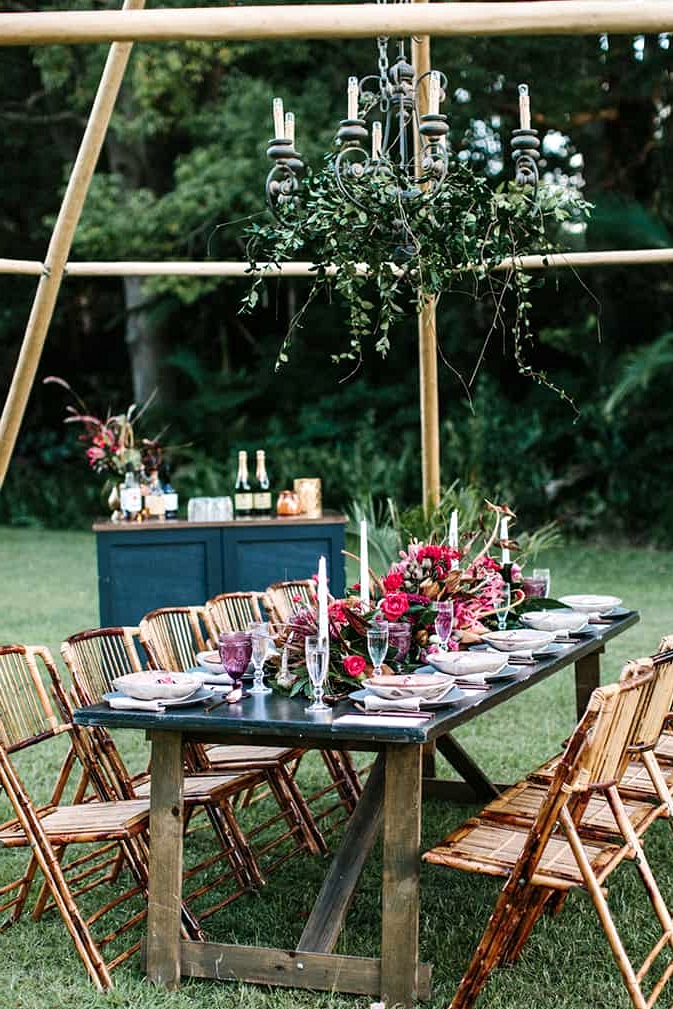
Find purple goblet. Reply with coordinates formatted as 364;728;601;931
387;623;412;667
218;630;252;701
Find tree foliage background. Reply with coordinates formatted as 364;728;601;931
1;1;672;541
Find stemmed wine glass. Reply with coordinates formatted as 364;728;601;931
497;583;512;632
248;621;272;695
387;623;412;669
366;621;389;678
304;635;329;712
218;630;252;702
433;600;454;652
533;568;551;598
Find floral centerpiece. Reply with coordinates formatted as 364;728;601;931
271;501;521;700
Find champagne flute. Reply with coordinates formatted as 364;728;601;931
248;621;272;695
305;635;329;712
367;621;389;677
497;583;511;632
433;600;454;652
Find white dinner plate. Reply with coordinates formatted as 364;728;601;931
482;629;556;653
104;686;213;708
349;684;465;710
557;594;622;614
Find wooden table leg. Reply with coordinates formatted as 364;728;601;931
298;752;385;953
146;730;184;989
575;648;603;719
381;744;423;1008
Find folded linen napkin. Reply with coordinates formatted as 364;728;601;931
363;694;422;712
108;696;165;712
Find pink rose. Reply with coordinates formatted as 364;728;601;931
380;592;410;621
343;654;366;678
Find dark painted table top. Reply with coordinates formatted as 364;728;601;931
74;610;639;749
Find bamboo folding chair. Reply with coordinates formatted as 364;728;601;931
138;607;330;865
204;591;265;634
262;578;319;626
61;626;286;908
0;644;158;990
424;660;673;1009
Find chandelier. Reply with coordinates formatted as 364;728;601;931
265;33;541;219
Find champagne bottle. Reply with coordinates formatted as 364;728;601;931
252;449;272;518
234;450;253;519
120;463;142;522
161;465;179;520
146;469;166;521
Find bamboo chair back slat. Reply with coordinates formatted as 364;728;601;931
61;627;143;705
139;606;210;671
0;645;69;750
205;592;264;635
262;579;318;626
631;636;673;749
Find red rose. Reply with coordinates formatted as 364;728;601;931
383;571;404;592
380;592;410;621
343;654;367;678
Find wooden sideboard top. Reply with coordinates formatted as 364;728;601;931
92;511;347;533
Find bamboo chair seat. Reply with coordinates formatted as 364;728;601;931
425;818;623;889
480;778;662;841
654;728;673;762
423;658;673;1009
0;799;150;846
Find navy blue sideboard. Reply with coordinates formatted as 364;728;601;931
93;514;347;626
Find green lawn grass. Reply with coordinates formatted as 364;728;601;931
1;526;672;1009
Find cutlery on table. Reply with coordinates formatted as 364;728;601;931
353;703;433;719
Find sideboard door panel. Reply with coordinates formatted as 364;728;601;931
222;524;345;597
97;529;223;625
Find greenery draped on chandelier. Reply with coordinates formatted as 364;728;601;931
241;29;591;398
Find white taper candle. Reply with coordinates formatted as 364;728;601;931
273;97;285;138
284;111;295;145
347;76;359;120
428;70;441;116
317;556;329;642
359;520;370;606
500;517;511;565
518;83;531;131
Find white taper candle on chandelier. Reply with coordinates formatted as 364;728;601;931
284;111;295;145
317;556;329;642
273;97;285;138
518;83;531;131
359;520;370;606
347;76;359;120
428;70;441;116
448;509;459;549
372;121;382;160
500;517;510;565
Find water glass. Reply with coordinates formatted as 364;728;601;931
387;622;412;666
218;630;252;698
366;621;389;677
248;621;272;695
497;583;511;631
305;635;329;712
533;568;551;598
433;600;454;651
522;574;547;599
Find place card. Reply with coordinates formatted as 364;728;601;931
332;713;432;728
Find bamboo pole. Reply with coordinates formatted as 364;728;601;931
412;2;441;514
5;246;673;278
1;2;672;47
0;0;145;489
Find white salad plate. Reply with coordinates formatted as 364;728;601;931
428;650;508;677
111;671;203;701
363;672;454;700
557;594;622;615
520;610;589;634
482;629;557;653
349;684;465;710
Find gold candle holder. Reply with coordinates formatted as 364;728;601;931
293;477;322;518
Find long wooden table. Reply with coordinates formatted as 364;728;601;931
74;610;639;1006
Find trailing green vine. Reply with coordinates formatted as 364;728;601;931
241;154;590;399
